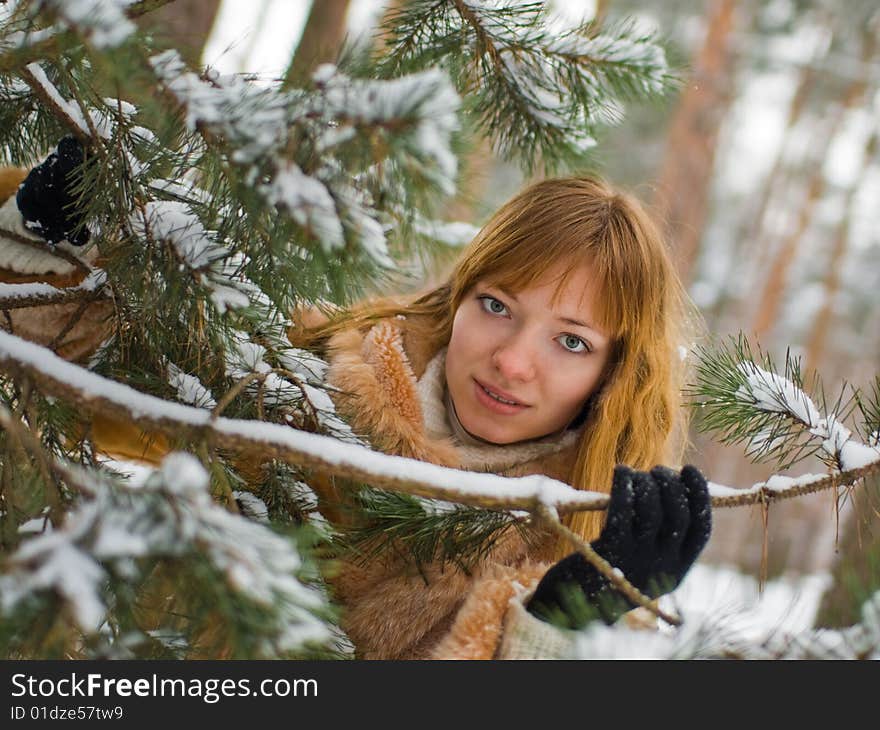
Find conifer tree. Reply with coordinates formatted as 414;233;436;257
0;0;876;660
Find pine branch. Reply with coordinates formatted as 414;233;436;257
855;376;880;447
0;444;334;658
0;1;175;74
0;270;107;310
2;329;878;516
0;328;609;514
336;488;535;572
379;0;675;172
687;334;875;471
7;328;877;637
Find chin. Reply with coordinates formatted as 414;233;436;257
462;416;520;445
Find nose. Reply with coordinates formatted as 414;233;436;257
491;331;537;383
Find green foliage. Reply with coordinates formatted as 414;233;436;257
335;487;540;573
686;333;864;471
377;0;676;174
855;376;880;446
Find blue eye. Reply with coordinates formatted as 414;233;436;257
479;295;508;316
556;334;591;354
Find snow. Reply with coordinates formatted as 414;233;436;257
259;162;345;252
0;269;106;303
733;362;880;471
570;563;835;659
763;472;825;492
130;201;250;313
159;452;210;493
46;0;136;49
838;440;880;471
233;490;269;523
809;415;879;470
315;66;460;196
24;63;90;136
276;347;328;382
736;361;821;427
151;50;290;164
413;218;481;247
167;364;216;409
133;201;226;270
0;450;332;652
0;328;608;512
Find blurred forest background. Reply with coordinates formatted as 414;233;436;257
139;0;880;628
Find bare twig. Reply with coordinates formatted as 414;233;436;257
534;503;682;627
211;371;267;420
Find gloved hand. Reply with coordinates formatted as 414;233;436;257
526;464;711;629
15;135;90;246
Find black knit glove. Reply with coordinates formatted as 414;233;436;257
15;136;90;246
526;464;712;629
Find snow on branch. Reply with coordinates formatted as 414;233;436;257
0;1;173;73
0;448;331;654
1;328;877;516
689;335;880;473
43;0;137;49
167;362;215;410
2;330;877;632
20;62;91;139
150;50;290;164
130;200;250;313
259;161;345;253
0;328;608;514
310;65;460;196
0;269;107;310
382;0;672;170
566;588;880;659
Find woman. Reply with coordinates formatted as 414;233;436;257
291;177;711;658
0;142;711;659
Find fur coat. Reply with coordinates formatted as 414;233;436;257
311;311;587;659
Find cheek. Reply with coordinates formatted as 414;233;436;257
447;306;487;364
445;308;473;385
546;360;605;410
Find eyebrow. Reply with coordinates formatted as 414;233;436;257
495;285;604;337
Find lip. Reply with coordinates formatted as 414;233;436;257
473;378;530;414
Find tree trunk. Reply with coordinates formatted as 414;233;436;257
284;0;352;89
804;130;877;373
750;34;874;340
652;0;739;284
136;0;222;67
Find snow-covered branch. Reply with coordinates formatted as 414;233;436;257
0;269;107;310
0;448;331;656
1;329;878;515
0;328;607;514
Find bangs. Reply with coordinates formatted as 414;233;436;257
480;236;624;341
450;176;669;345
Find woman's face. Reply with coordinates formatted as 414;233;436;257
445;263;612;445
